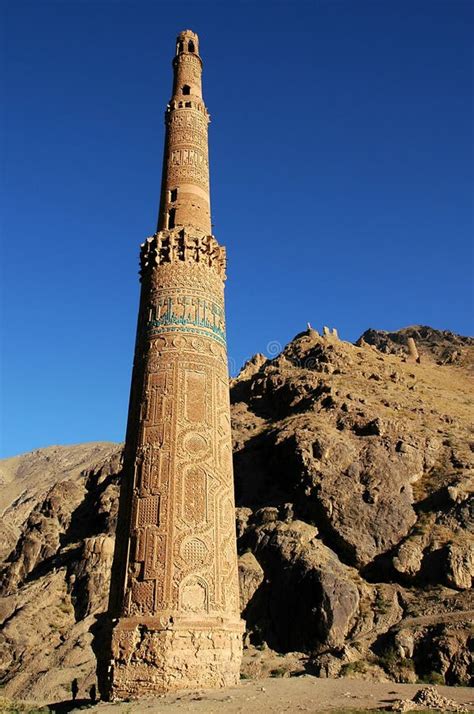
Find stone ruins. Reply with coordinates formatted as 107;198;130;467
104;29;243;699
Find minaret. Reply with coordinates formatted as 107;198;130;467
105;30;243;699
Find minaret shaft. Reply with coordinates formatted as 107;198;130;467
157;34;211;235
105;30;243;700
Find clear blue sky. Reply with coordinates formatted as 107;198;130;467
1;0;473;457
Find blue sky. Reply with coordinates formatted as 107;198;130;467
1;0;473;457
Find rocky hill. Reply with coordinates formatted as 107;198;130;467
0;443;119;561
357;325;474;369
0;326;472;704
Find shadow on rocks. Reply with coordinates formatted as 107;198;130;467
48;699;91;713
90;611;113;701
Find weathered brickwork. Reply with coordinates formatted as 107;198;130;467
158;31;212;234
106;30;243;699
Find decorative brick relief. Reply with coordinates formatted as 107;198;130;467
135;495;160;527
180;576;208;612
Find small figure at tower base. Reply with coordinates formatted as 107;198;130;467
108;615;243;700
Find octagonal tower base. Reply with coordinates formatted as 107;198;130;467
109;615;244;700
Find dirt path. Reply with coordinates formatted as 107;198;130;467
53;677;474;713
394;609;474;628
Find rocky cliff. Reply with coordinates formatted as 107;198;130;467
0;326;472;703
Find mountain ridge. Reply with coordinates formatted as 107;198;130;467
0;325;472;703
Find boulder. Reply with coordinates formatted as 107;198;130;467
238;551;264;613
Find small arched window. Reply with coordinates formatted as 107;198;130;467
188;40;195;53
182;85;191;95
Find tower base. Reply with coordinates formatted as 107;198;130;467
108;615;244;700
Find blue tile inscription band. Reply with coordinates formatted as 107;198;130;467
147;295;226;346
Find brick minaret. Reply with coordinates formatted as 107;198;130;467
106;30;243;699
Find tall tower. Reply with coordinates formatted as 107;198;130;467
106;30;243;699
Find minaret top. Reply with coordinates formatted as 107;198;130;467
157;29;211;235
171;29;204;100
175;29;200;57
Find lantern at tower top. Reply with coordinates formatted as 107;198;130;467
159;30;211;234
171;29;204;100
175;29;200;57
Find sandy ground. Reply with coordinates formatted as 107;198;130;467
50;677;474;713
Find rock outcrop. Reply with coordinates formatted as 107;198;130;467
357;325;474;369
0;448;122;702
0;326;472;702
